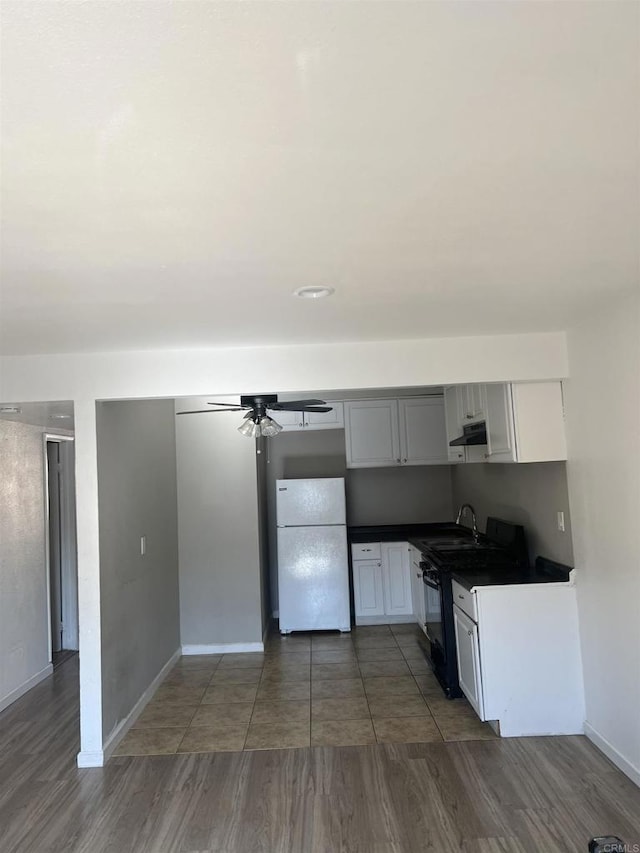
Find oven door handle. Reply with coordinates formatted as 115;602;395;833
422;576;439;591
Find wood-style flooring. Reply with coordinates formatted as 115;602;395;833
116;624;495;756
1;648;640;852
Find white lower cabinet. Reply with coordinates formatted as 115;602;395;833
453;605;485;719
380;542;412;616
352;541;412;624
451;577;585;737
352;559;385;617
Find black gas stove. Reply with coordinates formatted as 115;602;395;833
415;517;528;698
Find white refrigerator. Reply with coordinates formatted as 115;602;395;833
276;477;351;634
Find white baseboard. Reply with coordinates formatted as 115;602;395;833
181;642;264;655
78;648;182;768
0;663;53;713
355;615;416;626
584;721;640;788
77;750;105;769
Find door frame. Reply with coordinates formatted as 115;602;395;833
43;434;78;660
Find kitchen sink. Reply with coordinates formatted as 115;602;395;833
431;543;502;552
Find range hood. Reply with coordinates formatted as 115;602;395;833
449;421;487;447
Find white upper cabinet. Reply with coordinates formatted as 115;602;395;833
398;398;449;465
461;384;486;424
345;397;448;468
485;381;567;463
443;386;466;463
345;400;401;467
277;402;344;431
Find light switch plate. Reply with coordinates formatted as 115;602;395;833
557;511;565;532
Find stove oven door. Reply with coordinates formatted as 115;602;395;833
422;573;444;650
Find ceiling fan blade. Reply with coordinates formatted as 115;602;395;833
206;401;246;407
177;408;247;415
270;399;327;411
298;406;333;413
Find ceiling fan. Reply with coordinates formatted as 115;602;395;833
177;394;332;438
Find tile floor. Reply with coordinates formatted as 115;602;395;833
115;624;496;756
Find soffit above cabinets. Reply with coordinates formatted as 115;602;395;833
0;401;75;431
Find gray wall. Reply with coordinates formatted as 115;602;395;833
346;466;453;526
451;461;574;565
255;437;271;635
96;399;180;740
176;405;263;647
265;428;454;613
0;421;50;708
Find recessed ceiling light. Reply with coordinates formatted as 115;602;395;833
0;406;21;414
293;286;335;299
50;414;71;420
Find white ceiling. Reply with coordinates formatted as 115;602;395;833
1;1;638;356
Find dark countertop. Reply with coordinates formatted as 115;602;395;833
451;564;572;591
348;522;459;544
349;523;572;590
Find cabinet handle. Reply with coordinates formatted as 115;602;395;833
363;548;372;552
396;458;401;463
468;630;473;637
465;414;474;419
403;458;407;463
458;594;464;599
299;422;303;428
377;562;381;567
484;453;490;459
416;572;421;578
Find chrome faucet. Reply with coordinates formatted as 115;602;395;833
456;503;479;542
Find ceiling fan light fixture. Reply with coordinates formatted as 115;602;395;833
237;419;258;437
260;416;283;437
293;286;335;300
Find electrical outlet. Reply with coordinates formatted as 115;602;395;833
140;535;146;556
557;512;565;533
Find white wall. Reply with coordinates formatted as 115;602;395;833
0;330;569;760
175;402;263;650
0;421;52;710
564;290;640;785
451;462;574;566
96;399;181;742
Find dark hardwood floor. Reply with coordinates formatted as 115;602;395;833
1;656;639;853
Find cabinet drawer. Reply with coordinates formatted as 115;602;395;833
452;579;477;621
351;542;381;560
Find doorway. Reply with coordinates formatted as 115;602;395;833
45;436;79;666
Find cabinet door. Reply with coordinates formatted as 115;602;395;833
304;402;344;430
485;383;517;463
274;409;306;431
443;386;466;463
353;560;385;618
381;542;412;616
409;546;426;628
468;384;486;422
398;398;448;465
345;400;400;468
453;606;485;719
